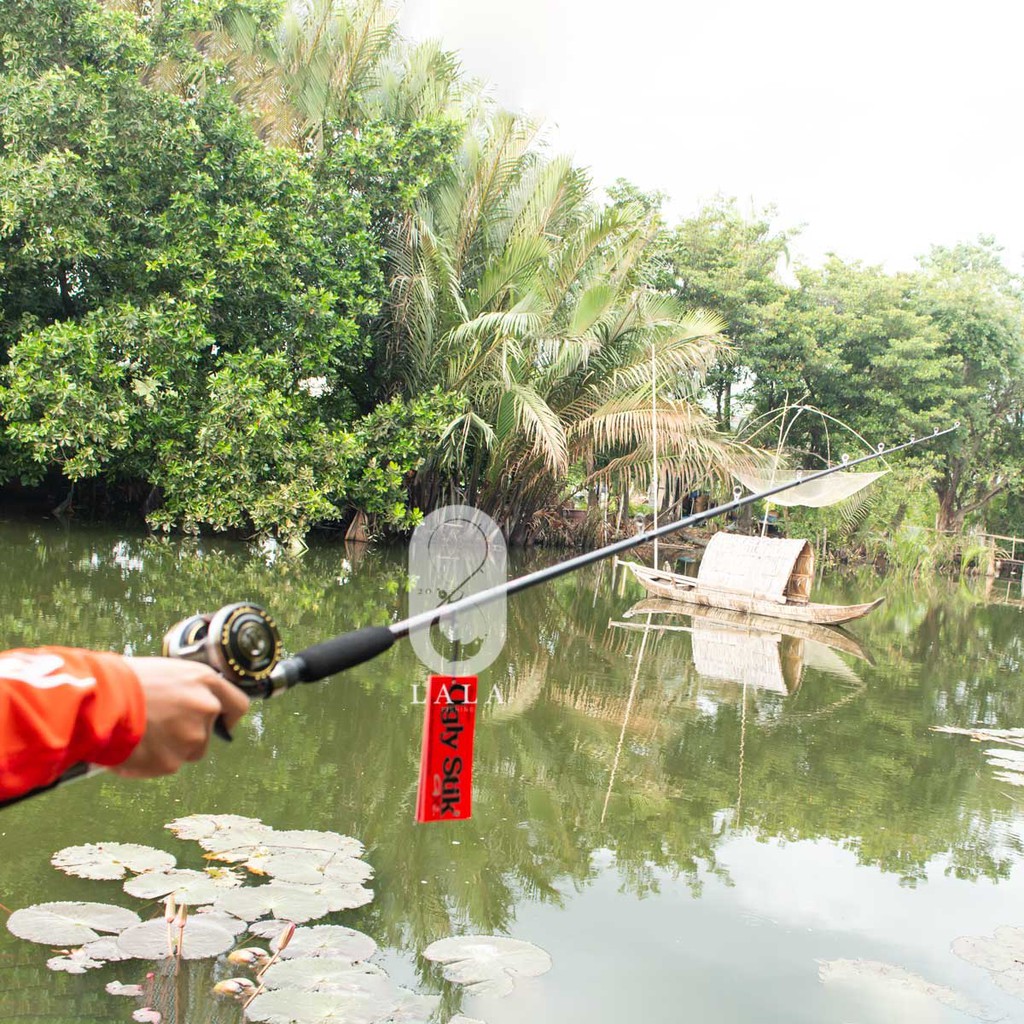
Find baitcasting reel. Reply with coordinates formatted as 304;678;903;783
162;603;283;695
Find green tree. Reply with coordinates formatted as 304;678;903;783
913;239;1024;531
655;197;794;428
385;111;736;540
0;0;456;535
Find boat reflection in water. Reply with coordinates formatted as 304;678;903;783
612;598;873;696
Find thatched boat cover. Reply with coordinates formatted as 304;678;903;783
697;534;814;605
691;627;790;693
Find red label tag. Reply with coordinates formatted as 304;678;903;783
415;675;477;822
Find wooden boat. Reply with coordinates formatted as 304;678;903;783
622;598;875;664
615;532;883;626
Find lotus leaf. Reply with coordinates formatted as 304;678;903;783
389;988;441;1022
82;936;133;962
52;843;176;880
124;868;241;904
47;950;105;973
314;882;373;913
952;927;1024;998
194;908;248;935
197;825;275;863
276;925;378;962
250;920;293;942
261;957;390;995
257;852;373;886
421;935;552;997
106;981;145;996
818;959;1000;1021
117;918;235;960
8;902;141;945
448;1017;485;1024
165;814;268;841
952;926;1024;972
214;882;329;923
275;880;373;913
257;831;364;857
244;988;385;1024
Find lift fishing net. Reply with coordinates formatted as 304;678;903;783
732;467;888;508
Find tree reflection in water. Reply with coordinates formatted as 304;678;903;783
3;522;1024;1020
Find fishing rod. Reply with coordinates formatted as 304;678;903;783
1;425;956;807
165;425;959;696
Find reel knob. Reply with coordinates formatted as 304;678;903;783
162;603;282;694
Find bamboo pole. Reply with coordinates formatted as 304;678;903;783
651;344;659;569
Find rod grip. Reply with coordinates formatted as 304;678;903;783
295;626;395;682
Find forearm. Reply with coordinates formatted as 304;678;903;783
0;648;145;801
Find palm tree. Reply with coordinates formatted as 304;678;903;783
385;100;740;539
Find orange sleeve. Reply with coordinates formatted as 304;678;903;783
0;648;146;801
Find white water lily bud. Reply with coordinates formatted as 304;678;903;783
163;895;176;925
212;978;256;999
227;946;270;967
275;921;296;953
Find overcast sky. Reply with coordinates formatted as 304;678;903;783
400;0;1023;272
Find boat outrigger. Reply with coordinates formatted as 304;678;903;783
615;532;883;626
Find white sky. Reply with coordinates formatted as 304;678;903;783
400;0;1024;272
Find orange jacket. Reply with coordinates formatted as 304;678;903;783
0;648;146;802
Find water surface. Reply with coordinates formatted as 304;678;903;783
2;521;1024;1023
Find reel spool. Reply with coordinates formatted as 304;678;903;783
162;603;282;694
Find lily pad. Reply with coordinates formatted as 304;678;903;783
818;958;1001;1021
261;957;391;995
257;831;364;858
107;981;145;996
952;927;1024;998
213;882;329;924
47;950;105;974
81;936;133;962
422;935;552;997
390;988;441;1022
8;902;141;945
282;881;374;913
117;918;235;960
952;926;1024;972
197;825;275;863
124;868;241;904
165;814;268;842
448;1018;485;1024
249;919;294;942
194;908;248;936
244;988;383;1024
52;843;176;880
277;925;378;962
257;852;373;886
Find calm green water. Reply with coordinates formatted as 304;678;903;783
3;521;1024;1023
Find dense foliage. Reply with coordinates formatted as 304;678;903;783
2;0;1023;543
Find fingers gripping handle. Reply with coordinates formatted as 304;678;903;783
295;626;396;683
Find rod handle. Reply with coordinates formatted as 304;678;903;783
294;625;396;683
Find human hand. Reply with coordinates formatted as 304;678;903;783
113;658;250;778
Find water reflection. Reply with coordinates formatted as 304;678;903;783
615;598;873;694
3;523;1024;1022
